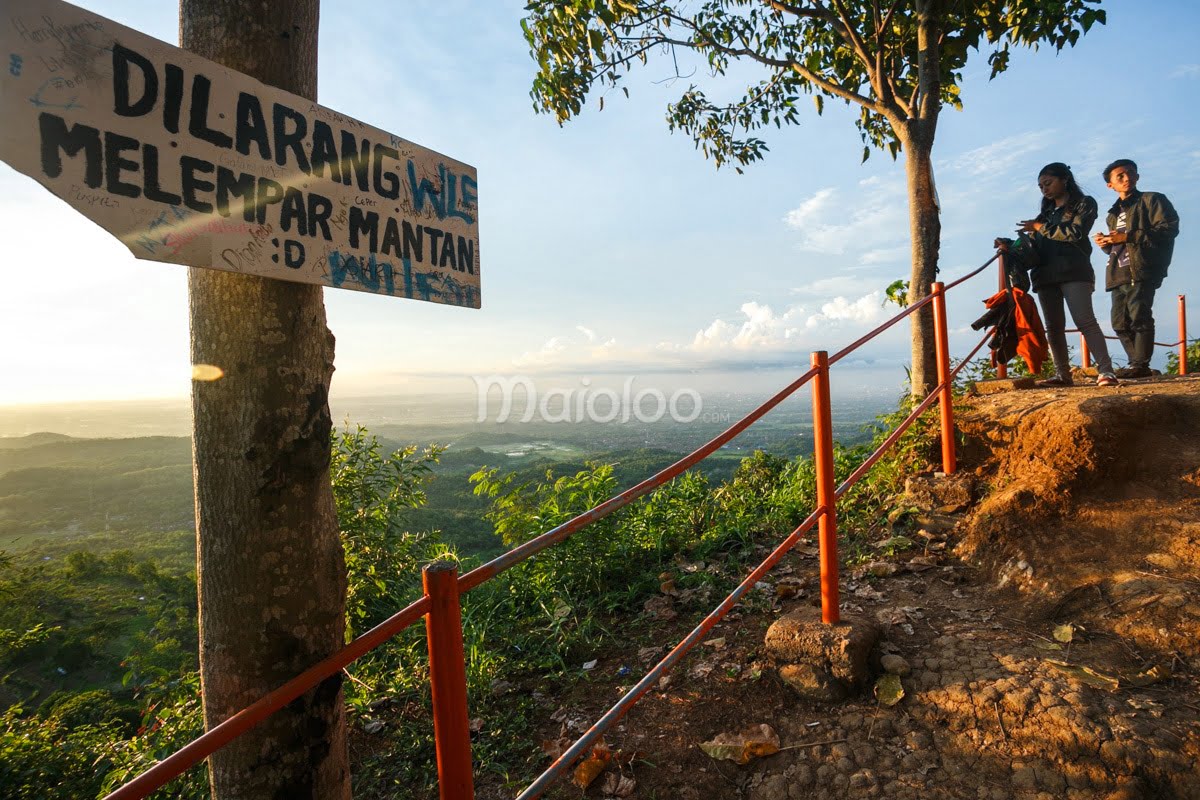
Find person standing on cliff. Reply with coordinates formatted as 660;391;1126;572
1094;160;1180;379
995;162;1118;387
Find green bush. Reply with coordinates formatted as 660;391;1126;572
40;689;137;733
0;706;120;800
1165;338;1200;375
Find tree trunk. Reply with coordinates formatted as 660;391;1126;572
904;130;941;399
905;0;943;399
181;2;350;798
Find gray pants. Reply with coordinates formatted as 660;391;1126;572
1037;281;1114;377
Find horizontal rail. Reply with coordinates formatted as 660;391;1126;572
942;254;1000;292
102;595;431;800
828;254;998;368
828;293;936;367
516;506;826;800
834;329;990;500
458;367;820;592
1065;328;1184;348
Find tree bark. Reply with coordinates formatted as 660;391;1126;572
905;0;943;399
904;130;941;399
181;2;350;798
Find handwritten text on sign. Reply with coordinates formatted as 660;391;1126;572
0;0;480;308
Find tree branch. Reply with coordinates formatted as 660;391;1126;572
888;73;911;117
829;0;875;70
763;0;825;21
879;0;901;37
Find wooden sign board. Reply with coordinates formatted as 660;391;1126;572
0;0;481;308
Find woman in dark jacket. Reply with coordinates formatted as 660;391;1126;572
994;163;1118;387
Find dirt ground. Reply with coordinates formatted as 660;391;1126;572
515;374;1200;800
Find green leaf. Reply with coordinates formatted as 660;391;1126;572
874;673;905;706
1044;660;1120;691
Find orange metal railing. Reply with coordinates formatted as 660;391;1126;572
1073;294;1189;375
106;253;1012;800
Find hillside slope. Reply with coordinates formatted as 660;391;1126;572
524;376;1200;800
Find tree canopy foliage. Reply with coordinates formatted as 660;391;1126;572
524;0;1106;168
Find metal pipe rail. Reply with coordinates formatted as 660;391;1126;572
1071;294;1189;375
515;506;827;800
104;254;1007;800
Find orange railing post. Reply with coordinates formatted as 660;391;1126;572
996;254;1008;379
1180;295;1189;376
810;350;839;624
931;282;957;474
424;562;474;800
1080;333;1090;369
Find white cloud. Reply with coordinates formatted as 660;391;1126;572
509;328;620;369
499;291;894;372
945;130;1056;177
1170;64;1200;79
782;180;907;255
782;187;837;229
804;292;887;329
512;336;567;367
792;274;880;297
686;294;889;354
861;245;909;265
690;301;806;352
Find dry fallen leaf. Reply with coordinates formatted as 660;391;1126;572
1053;623;1075;643
573;741;612;788
601;772;637;798
1126;663;1171;687
698;723;780;764
643;595;678;621
468;718;484;733
775;577;805;600
703;637;727;650
1033;640;1063;651
541;737;572;760
874;673;905;707
1045;660;1120;691
907;556;937;572
1145;553;1180;570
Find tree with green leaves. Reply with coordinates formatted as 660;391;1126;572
523;0;1106;395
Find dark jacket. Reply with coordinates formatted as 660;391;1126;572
1101;190;1180;290
971;287;1048;375
1005;195;1099;291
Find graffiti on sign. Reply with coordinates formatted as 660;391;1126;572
0;0;481;308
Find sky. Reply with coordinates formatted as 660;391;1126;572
2;0;1198;407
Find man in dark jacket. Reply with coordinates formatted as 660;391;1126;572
1094;159;1180;378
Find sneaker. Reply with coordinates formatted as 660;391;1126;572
1096;373;1119;387
1036;376;1074;387
1115;366;1153;379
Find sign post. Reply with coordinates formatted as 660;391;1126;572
1;0;481;307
